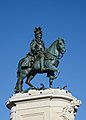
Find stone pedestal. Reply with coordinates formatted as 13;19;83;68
6;89;81;120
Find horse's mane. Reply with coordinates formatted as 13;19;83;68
48;40;57;50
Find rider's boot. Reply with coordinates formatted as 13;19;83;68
40;57;45;71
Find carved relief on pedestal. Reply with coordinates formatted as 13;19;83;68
62;98;81;120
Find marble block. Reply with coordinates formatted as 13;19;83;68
6;88;81;120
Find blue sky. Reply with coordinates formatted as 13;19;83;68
0;0;86;119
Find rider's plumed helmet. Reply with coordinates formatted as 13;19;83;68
34;27;42;35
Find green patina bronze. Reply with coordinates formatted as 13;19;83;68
15;27;66;93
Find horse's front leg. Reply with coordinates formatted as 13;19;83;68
49;59;60;76
48;66;60;88
48;64;60;77
50;67;60;79
48;60;60;88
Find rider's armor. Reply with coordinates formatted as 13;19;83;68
30;39;45;70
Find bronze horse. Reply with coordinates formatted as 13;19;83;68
15;38;66;92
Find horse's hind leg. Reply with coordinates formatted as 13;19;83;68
26;72;37;89
15;71;23;93
15;79;23;93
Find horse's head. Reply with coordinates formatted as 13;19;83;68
57;38;66;55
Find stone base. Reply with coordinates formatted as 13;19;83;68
6;88;81;120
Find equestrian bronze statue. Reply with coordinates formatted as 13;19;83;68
15;27;66;93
